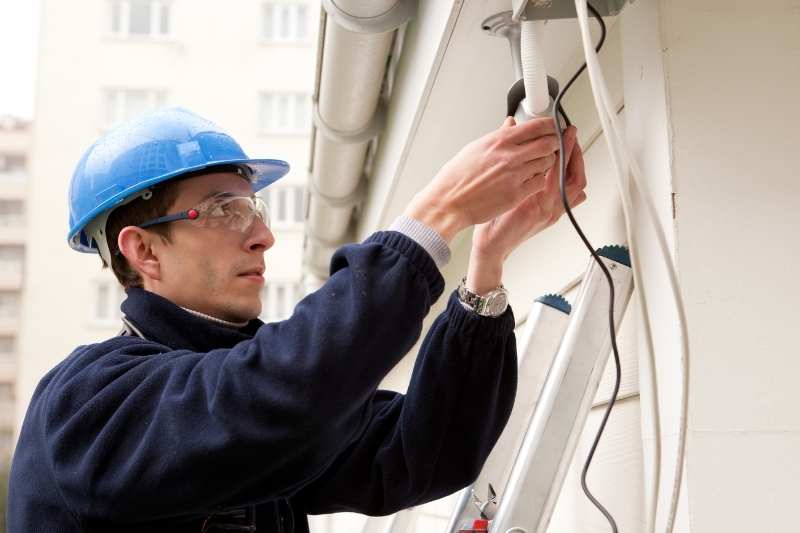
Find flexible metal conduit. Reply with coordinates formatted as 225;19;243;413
304;0;416;289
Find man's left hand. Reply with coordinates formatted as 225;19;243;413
466;125;587;294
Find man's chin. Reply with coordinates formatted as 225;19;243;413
226;305;261;323
206;294;258;324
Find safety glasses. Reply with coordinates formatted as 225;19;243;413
138;194;271;233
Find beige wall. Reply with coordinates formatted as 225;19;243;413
350;0;800;531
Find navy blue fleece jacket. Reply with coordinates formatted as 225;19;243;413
8;232;517;532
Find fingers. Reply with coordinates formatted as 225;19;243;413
519;152;557;177
520;171;548;193
565;134;587;191
506;116;557;144
515;126;576;176
545;126;577;181
501;116;516;129
518;134;559;164
561;126;578;167
548;126;584;193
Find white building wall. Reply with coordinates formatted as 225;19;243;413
621;1;800;532
16;0;318;431
346;0;800;531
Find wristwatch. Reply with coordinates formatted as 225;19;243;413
457;277;509;317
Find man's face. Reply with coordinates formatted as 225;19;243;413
153;171;275;322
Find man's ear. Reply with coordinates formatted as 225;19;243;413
118;226;162;282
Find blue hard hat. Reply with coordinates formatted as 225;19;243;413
67;107;290;255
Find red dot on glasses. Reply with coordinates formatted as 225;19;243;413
187;209;199;220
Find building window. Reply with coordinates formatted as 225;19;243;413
109;0;171;37
0;155;26;171
0;200;24;228
261;281;301;322
262;184;305;227
0;246;24;279
91;280;125;326
103;88;167;129
259;92;310;135
0;154;26;181
262;3;309;42
0;292;19;320
0;336;15;360
0;382;13;402
0;429;12;450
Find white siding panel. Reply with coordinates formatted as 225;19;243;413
550;397;644;533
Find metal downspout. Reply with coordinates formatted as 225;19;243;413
303;0;417;291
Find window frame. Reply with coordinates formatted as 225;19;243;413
0;154;28;182
0;200;25;229
0;245;25;280
258;91;311;136
90;278;126;328
107;0;173;39
0;291;20;321
0;382;14;403
261;184;306;229
260;279;303;322
261;2;311;44
101;87;168;130
0;335;15;366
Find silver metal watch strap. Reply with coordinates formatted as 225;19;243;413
457;277;509;317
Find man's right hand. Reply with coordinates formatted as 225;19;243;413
404;116;560;242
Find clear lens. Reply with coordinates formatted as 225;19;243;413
199;196;270;232
254;196;271;228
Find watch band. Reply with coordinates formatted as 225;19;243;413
457;277;509;317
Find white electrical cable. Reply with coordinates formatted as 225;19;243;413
551;7;664;531
520;20;551;115
573;3;691;533
570;9;663;533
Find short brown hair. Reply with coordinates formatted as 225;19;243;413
104;181;181;289
103;164;251;288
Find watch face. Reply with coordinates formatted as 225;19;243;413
487;291;508;316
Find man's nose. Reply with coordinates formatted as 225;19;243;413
244;216;275;252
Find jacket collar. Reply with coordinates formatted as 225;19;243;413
120;287;264;352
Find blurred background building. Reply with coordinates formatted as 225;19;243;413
10;1;320;526
0;116;30;460
16;0;316;433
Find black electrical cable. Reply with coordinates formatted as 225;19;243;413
557;102;572;128
551;4;622;533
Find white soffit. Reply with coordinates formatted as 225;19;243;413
358;0;619;238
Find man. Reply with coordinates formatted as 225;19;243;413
8;107;586;532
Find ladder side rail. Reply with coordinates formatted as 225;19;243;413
490;253;633;533
445;298;572;532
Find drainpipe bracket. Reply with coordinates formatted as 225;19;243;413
304;259;332;281
305;228;349;251
308;264;330;281
312;99;387;145
303;231;350;280
309;175;365;209
322;0;417;34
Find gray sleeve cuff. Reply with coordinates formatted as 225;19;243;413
389;216;451;269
